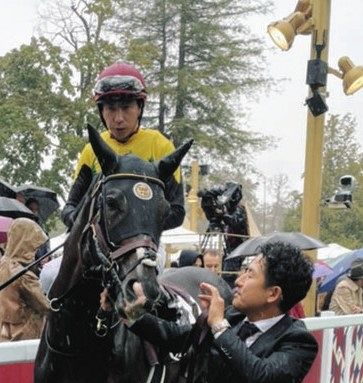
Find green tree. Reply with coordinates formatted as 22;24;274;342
283;113;363;249
282;190;302;232
0;37;70;195
320;114;363;248
0;0;275;231
114;0;273;155
36;0;121;195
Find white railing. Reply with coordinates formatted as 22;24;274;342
1;312;363;383
0;338;39;364
303;311;363;383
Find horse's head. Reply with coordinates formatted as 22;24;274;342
81;124;192;316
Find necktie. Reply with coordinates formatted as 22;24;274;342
238;321;259;341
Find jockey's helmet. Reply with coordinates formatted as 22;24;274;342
94;62;147;127
94;62;147;102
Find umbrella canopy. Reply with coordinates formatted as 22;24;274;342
319;248;363;293
0;216;14;243
16;184;60;222
313;260;333;279
226;231;326;259
0;197;34;219
0;179;17;199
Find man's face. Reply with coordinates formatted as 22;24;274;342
203;253;219;273
194;257;203;267
28;201;39;214
233;255;277;317
102;99;141;142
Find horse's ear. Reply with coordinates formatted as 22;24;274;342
156;139;193;182
87;124;117;175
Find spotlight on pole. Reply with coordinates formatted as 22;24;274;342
338;56;363;95
267;12;306;51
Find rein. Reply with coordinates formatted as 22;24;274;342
0;242;65;292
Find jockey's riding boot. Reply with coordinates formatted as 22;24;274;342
61;164;93;229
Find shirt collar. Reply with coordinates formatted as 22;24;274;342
245;314;285;333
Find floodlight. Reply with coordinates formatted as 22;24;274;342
267;12;306;51
338;56;363;95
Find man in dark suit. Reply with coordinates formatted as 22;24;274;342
104;242;318;383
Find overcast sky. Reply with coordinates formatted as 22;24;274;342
1;1;362;197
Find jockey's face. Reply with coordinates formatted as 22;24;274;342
102;99;141;143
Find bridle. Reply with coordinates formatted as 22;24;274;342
48;172;166;355
84;172;163;279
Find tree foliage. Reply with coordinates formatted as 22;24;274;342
282;114;363;249
320;114;363;248
0;0;274;230
113;0;273;153
0;38;70;193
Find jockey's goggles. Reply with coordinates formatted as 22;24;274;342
94;75;145;95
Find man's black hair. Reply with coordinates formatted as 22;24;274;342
260;242;313;313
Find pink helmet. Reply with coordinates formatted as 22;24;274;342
94;62;147;102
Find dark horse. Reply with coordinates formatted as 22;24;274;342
34;125;231;383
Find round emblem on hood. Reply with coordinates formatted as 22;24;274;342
133;182;153;200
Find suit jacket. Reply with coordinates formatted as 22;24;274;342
130;306;318;383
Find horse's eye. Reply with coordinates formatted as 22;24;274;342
106;196;118;208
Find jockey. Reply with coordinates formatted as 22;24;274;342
61;62;185;230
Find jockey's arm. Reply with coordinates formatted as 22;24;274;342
162;175;185;230
61;165;93;228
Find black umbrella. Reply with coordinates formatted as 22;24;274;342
226;231;326;259
16;184;60;222
0;197;35;219
0;179;17;199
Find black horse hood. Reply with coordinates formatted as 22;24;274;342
87;124;192;246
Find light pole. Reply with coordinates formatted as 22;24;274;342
267;0;363;316
187;160;200;232
299;0;332;316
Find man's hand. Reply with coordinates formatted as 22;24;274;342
100;288;113;312
198;282;225;327
100;283;147;321
124;282;147;321
352;305;363;314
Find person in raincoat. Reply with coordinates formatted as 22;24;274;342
0;218;49;341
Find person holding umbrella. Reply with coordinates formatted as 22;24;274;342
0;218;49;341
24;197;51;274
329;259;363;315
